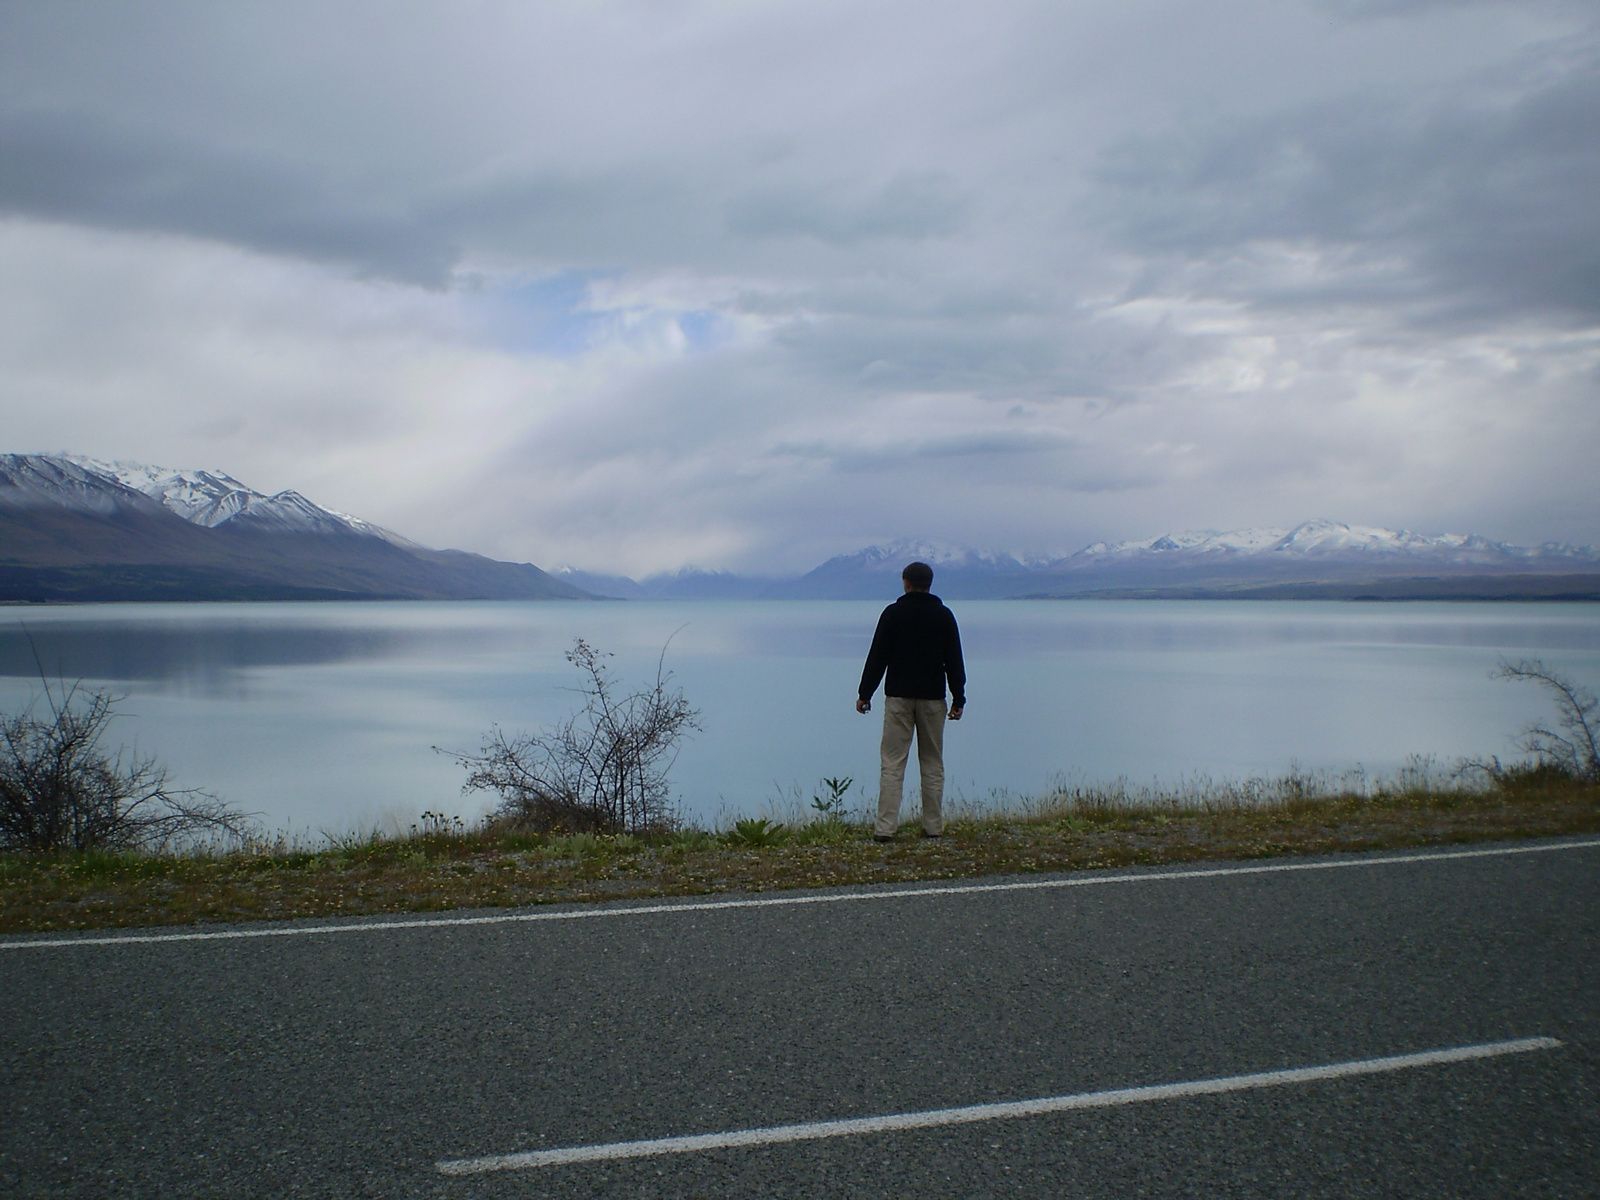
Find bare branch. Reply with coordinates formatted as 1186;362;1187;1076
1493;658;1600;782
0;682;256;853
437;638;701;834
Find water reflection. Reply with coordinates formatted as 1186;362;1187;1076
0;621;412;683
4;600;1596;687
0;600;1594;834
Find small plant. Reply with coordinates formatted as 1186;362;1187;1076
412;811;465;838
810;775;853;821
542;831;605;859
668;828;716;852
727;817;788;847
1494;658;1600;782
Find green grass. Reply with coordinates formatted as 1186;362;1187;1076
2;761;1596;935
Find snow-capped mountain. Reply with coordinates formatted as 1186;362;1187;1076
893;520;1599;596
563;521;1600;600
0;453;587;602
60;455;417;543
8;452;1593;603
808;538;1057;573
554;565;778;600
1066;520;1594;568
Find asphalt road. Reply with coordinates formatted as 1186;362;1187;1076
3;838;1598;1199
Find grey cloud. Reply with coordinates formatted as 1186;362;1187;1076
769;428;1073;464
775;317;1074;398
1315;0;1520;18
2;0;1597;571
725;171;971;243
0;108;457;284
1099;45;1600;324
768;294;1217;407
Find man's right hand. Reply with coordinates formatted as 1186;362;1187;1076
855;697;871;714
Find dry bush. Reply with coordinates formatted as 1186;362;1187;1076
1494;658;1600;782
440;638;700;834
0;681;253;853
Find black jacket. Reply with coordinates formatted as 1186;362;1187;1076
858;591;966;707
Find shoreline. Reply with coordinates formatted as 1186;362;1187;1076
4;773;1596;935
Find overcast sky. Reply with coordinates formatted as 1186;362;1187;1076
2;0;1596;573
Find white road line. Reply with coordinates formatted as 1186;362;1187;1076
437;1036;1562;1174
5;836;1598;951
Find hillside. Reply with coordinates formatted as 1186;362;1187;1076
0;455;590;602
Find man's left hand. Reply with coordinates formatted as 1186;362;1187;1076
948;705;964;720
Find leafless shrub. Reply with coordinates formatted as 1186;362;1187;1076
439;638;700;834
0;681;255;853
1493;658;1600;782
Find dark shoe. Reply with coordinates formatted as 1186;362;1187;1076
874;834;894;843
920;830;942;839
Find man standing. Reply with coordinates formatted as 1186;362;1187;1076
856;561;966;842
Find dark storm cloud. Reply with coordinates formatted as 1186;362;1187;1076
1099;44;1600;324
0;108;457;285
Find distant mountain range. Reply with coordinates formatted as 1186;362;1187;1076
0;454;588;602
560;524;1600;601
4;453;1596;602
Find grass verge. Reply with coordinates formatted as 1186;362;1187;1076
2;766;1597;935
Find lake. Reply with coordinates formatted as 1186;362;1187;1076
2;600;1597;837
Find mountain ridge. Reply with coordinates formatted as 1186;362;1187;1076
5;453;1596;601
0;454;589;602
566;523;1600;600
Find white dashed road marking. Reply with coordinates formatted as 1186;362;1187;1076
436;1037;1562;1174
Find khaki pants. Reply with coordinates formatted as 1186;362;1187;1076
877;696;947;837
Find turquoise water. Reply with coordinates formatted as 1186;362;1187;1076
1;600;1597;835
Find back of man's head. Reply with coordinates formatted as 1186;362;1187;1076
901;561;934;590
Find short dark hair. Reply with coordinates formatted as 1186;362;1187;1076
901;561;934;589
